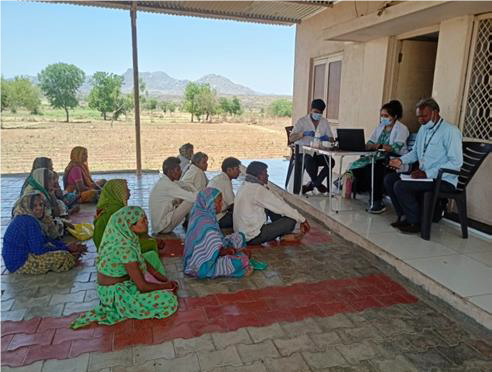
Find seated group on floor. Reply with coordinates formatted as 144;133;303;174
292;97;463;234
2;143;310;328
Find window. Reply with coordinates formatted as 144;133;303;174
311;54;343;122
462;15;491;141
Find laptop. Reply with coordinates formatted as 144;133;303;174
336;128;372;152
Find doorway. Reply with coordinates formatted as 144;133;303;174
391;32;439;132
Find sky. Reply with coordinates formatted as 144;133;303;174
0;1;296;95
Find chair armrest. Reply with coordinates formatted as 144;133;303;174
387;152;401;157
437;168;460;180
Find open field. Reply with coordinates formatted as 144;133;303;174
1;109;291;174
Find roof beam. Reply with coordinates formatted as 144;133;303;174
43;1;305;25
274;0;337;7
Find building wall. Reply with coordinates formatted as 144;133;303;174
292;2;492;225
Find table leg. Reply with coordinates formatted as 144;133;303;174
299;151;306;196
338;155;344;213
328;154;333;209
370;155;375;209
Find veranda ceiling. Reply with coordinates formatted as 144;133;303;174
43;1;334;25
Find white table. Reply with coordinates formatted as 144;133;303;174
300;146;380;213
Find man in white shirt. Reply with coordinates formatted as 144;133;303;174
234;161;310;245
149;157;197;234
178;143;193;173
289;99;335;194
181;152;209;192
209;157;242;228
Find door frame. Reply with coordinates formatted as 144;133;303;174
384;24;440;103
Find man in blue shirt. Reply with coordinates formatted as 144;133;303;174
384;98;463;234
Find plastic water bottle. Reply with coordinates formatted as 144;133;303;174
313;127;321;148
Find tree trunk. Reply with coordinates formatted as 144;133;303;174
191;113;194;123
206;112;209;122
103;112;107;120
64;107;69;122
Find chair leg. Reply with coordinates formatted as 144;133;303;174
455;195;468;239
421;192;433;240
285;153;295;188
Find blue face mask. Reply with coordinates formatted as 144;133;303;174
422;120;434;129
311;112;322;121
380;117;392;126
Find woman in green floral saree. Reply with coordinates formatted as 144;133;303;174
71;206;178;329
93;179;166;275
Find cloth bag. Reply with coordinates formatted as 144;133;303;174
67;223;94;241
341;172;353;199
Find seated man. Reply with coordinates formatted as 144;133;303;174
234;161;310;245
209;157;242;229
181;152;209;192
289;99;335;194
149;157;197;234
178;143;194;173
385;98;463;234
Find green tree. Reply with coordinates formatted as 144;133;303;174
196;84;218;122
230;96;242;116
168;101;177;114
88;72;124;120
269;99;292;117
1;77;11;112
3;77;41;114
113;94;134;121
160;101;168;114
183;82;201;122
146;98;158;111
219;97;231;115
38;63;85;122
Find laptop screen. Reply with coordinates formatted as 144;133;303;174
336;129;366;151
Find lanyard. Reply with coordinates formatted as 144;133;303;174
422;118;443;158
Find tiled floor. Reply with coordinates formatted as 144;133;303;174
1;162;492;371
298;190;492;318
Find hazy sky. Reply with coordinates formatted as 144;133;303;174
0;1;296;95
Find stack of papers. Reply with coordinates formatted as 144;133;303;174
400;174;433;182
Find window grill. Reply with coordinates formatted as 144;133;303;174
463;17;492;141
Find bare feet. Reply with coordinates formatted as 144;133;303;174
280;233;303;243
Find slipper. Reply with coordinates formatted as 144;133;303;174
250;259;268;270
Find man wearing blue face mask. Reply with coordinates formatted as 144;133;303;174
289;99;335;194
384;98;463;234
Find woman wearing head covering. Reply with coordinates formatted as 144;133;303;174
21;168;64;217
71;206;178;329
31;157;79;211
63;146;106;203
93;179;166;275
184;187;252;278
2;193;86;274
349;100;409;214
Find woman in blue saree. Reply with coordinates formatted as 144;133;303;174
184;188;252;278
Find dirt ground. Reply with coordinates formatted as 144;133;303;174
1;116;292;174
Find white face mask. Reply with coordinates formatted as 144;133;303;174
311;112;322;121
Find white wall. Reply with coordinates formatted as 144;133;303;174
292;2;492;225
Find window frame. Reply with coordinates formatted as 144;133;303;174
459;13;492;143
310;53;343;124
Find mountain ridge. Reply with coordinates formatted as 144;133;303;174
14;69;266;97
